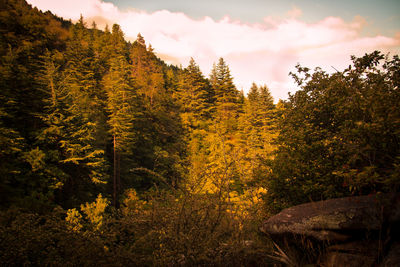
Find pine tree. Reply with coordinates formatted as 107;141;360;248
209;58;240;133
240;83;277;185
130;34;165;107
174;59;215;192
103;29;136;206
189;58;244;195
176;58;212;129
136;33;146;47
31;18;110;207
128;34;185;189
37;50;108;207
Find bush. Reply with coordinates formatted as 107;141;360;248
1;188;276;266
0;207;112;266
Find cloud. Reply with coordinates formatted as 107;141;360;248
27;0;400;101
287;6;303;19
28;0;119;21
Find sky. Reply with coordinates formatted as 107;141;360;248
27;0;400;101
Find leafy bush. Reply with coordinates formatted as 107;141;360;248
0;208;112;266
1;188;275;266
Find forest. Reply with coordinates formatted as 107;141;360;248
0;0;399;265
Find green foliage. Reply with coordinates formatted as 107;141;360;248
0;2;279;265
104;47;135;151
240;83;277;185
127;34;186;191
101;184;273;266
37;49;108;206
0;108;26;206
266;51;400;212
5;1;399;265
0;0;70;207
0;208;113;266
23;147;46;172
1;189;275;266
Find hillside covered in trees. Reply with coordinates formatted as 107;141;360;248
1;0;399;265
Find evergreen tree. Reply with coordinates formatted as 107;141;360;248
37;50;108;207
176;58;212;129
209;58;240;133
189;58;244;195
128;33;185;190
103;25;136;206
130;33;165;107
0;0;70;207
239;83;277;186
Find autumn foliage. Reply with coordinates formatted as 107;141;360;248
1;0;399;265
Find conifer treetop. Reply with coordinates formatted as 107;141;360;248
136;33;145;46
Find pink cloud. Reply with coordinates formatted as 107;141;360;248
27;0;400;101
28;0;119;20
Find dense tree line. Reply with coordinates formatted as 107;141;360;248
0;0;276;210
1;0;275;264
1;0;399;265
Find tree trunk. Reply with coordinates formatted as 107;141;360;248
113;134;118;208
117;151;121;197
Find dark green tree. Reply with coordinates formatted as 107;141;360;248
37;49;108;208
0;0;70;208
103;25;136;206
128;34;185;190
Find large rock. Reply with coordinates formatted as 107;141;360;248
261;194;394;242
261;194;400;266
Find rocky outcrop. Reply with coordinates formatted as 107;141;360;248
261;194;400;266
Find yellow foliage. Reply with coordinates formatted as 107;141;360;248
121;188;147;215
65;208;83;231
80;194;109;230
226;187;267;218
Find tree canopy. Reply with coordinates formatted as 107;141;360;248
265;51;400;212
0;0;399;265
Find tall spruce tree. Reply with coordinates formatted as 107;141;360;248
34;18;109;207
0;0;71;207
176;58;212;129
239;83;277;185
37;48;108;208
209;58;240;133
127;34;185;189
103;24;136;207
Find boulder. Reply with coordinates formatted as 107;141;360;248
261;194;393;242
261;194;400;266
